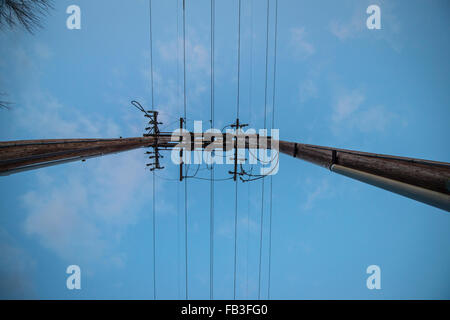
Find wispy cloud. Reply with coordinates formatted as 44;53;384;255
332;89;365;122
329;15;365;41
299;79;318;103
329;1;403;52
21;149;168;267
353;104;396;133
216;216;260;240
8;91;120;139
290;27;315;59
0;29;176;273
158;37;210;76
331;89;397;134
0;39;120;140
302;178;330;211
152;32;211;121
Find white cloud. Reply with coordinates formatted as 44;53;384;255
302;178;330;211
354;105;396;133
20;149;168;266
299;79;318;103
158;37;210;76
136;33;211;125
216;216;260;240
290;27;315;59
331;89;397;133
143;69;184;124
0;29;175;273
9;91;120;139
329;16;364;41
332;89;365;122
329;2;403;52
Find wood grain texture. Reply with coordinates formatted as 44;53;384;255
279;140;450;195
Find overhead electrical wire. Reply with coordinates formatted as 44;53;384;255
258;0;270;300
236;0;241;120
262;0;270;131
155;173;232;182
210;0;215;301
234;169;239;299
246;0;254;300
268;0;278;300
233;0;242;300
148;0;157;301
182;0;188;300
146;0;277;301
176;0;181;297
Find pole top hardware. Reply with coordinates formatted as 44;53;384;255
131;101;164;171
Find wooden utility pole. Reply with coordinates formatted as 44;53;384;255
0;136;173;175
278;140;450;212
1;135;449;211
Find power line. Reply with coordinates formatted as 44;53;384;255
184;171;188;299
267;0;278;300
263;0;270;130
152;160;157;300
258;0;270;300
176;0;181;300
246;175;251;299
183;0;187;121
149;1;154;109
236;0;242;119
177;179;181;298
148;0;156;301
246;0;254;300
233;0;242;300
268;178;273;299
234;176;238;299
182;0;188;300
258;179;265;300
271;0;278;131
210;0;215;301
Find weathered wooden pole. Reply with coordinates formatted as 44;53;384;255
1;135;449;211
278;140;450;212
0;136;173;176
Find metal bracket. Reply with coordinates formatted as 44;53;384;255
329;149;337;170
229;118;248;181
143;110;164;171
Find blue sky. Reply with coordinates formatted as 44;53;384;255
0;0;449;299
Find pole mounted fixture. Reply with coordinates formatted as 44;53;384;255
143;110;164;171
180;117;184;181
130;100;167;171
228;118;248;181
